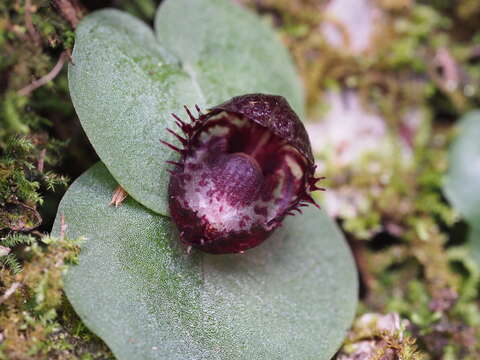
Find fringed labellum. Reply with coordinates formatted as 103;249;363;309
163;94;324;254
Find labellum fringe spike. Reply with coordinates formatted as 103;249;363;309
164;94;324;254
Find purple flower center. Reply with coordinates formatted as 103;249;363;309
169;111;309;253
165;94;322;254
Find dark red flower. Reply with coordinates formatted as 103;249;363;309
163;94;323;254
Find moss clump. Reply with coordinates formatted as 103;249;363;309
338;313;426;360
0;135;68;232
0;2;108;358
0;234;113;360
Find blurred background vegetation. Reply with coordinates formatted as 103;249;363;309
0;0;479;359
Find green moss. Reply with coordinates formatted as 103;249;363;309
0;235;113;360
0;2;110;358
0;134;68;231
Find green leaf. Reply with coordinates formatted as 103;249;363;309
53;163;358;360
69;1;304;216
444;110;480;222
445;110;480;265
154;0;304;117
68;9;198;216
467;225;480;266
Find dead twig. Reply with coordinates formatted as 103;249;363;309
25;0;41;46
59;214;67;241
52;0;85;29
110;186;129;207
471;45;480;58
37;148;46;173
0;282;22;305
427;47;467;110
432;47;459;92
17;51;68;96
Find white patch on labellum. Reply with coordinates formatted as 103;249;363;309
180;114;307;233
285;154;304;180
182;152;274;233
182;125;260;232
199;125;229;142
183;176;258;232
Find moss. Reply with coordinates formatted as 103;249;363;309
0;0;74;234
338;313;426;359
242;1;480;358
0;235;113;360
245;0;479;115
0;2;109;358
0;134;68;232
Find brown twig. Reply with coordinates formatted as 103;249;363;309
471;45;480;58
17;51;68;96
432;47;459;92
110;186;129;207
25;0;41;46
52;0;85;29
427;47;466;110
37;148;46;173
0;282;22;305
59;214;67;241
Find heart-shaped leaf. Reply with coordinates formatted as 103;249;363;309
154;0;304;116
444;110;480;264
68;9;197;216
68;0;304;216
53;163;358;360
